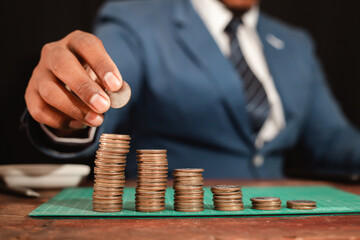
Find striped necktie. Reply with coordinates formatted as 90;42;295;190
225;17;270;133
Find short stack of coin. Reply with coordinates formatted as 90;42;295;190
135;149;168;212
92;134;131;212
251;197;282;210
211;185;244;211
173;168;204;212
287;200;317;210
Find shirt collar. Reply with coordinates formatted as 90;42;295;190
191;0;259;32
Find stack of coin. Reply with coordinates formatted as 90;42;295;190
173;168;204;212
135;149;168;212
251;197;282;210
287;200;317;210
211;185;244;211
92;134;131;212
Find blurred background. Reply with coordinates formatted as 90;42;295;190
1;0;359;177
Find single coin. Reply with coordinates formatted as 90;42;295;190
135;194;165;200
287;200;317;206
93;186;124;191
99;144;130;149
174;175;204;181
251;202;282;207
137;153;167;156
93;205;123;209
95;163;127;168
93;208;122;212
100;135;130;139
136;186;167;191
97;149;129;154
136;188;166;194
287;205;317;210
174;203;204;208
95;174;125;180
136;202;165;207
211;185;242;192
99;141;130;146
137;169;168;174
251;197;281;203
95;178;126;184
97;148;129;154
212;191;243;197
137;162;168;166
172;173;203;178
174;195;204;200
173;186;203;191
174;189;204;194
215;206;244;211
94;170;125;176
173;168;204;173
214;202;244;207
96;157;127;161
174;207;204;212
137;178;168;183
213;195;243;200
135;207;166;212
94;183;125;189
93;199;123;204
93;204;123;209
99;139;130;144
173;198;204;203
95;166;126;172
135;197;165;202
136;149;167;154
106;80;132;108
137;166;168;171
93;192;123;197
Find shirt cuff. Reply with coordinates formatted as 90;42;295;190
39;123;96;144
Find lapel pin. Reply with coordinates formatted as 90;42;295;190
266;34;285;50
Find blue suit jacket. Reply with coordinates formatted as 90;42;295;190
27;0;360;178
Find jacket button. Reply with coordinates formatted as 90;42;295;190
253;154;264;167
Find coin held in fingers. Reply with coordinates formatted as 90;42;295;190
106;81;131;109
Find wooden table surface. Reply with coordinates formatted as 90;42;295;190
1;179;360;240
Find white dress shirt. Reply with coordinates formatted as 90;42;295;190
43;0;286;149
191;0;286;149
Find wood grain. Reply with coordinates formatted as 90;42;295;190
1;179;360;240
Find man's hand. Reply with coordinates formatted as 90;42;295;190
25;30;123;129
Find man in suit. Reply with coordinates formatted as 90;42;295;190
24;0;360;178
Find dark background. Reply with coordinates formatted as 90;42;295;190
1;1;360;172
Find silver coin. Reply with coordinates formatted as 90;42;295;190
106;81;131;108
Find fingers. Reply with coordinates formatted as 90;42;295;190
25;87;72;129
37;71;104;127
42;44;111;114
67;30;123;92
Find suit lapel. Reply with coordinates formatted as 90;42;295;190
257;13;299;151
172;0;254;144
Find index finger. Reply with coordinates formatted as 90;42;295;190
67;30;123;92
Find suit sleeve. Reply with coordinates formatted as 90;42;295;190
300;33;360;175
25;3;144;160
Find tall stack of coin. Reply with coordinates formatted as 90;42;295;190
173;168;204;212
287;200;317;210
251;197;282;210
211;185;244;211
92;134;131;212
135;149;168;212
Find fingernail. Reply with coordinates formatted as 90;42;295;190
85;112;103;126
90;93;110;113
104;72;122;91
69;120;87;129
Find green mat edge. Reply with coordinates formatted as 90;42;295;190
29;185;360;218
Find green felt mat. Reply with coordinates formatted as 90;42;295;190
29;186;360;218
